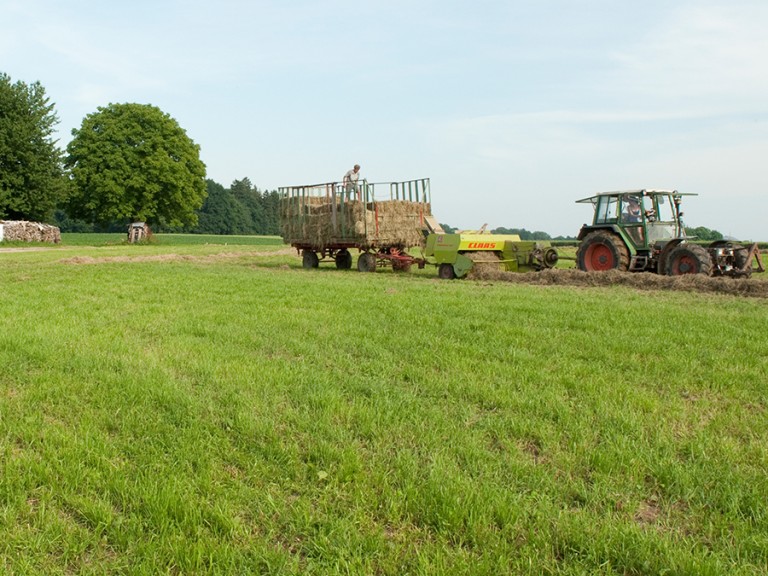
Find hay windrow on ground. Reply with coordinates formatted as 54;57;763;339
470;267;768;298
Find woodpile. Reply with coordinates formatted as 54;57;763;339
0;220;61;244
280;197;431;250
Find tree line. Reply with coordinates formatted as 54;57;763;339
53;178;283;235
1;71;725;240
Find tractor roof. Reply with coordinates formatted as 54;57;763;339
575;189;697;203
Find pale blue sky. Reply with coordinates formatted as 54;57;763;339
3;0;767;239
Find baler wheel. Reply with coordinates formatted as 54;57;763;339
302;250;319;269
438;263;456;280
667;244;712;276
335;249;353;270
576;232;630;272
357;252;377;273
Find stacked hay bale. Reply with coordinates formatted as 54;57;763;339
280;197;431;250
0;220;61;244
368;200;431;247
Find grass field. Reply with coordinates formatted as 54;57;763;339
1;235;767;574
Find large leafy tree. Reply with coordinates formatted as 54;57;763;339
0;72;66;221
65;103;206;227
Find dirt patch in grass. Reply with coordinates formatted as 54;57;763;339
634;498;662;526
470;268;768;298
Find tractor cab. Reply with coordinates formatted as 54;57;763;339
577;189;689;251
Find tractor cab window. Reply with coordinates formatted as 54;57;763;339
655;194;676;222
621;195;643;223
594;196;618;224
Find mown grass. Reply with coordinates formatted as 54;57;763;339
59;233;285;247
0;237;766;574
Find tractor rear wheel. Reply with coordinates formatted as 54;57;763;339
302;250;319;269
576;232;630;272
335;249;352;269
438;263;456;279
357;252;377;273
666;244;712;276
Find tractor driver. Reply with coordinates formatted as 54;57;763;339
623;196;643;223
622;195;645;244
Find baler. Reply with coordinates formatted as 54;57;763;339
425;232;559;279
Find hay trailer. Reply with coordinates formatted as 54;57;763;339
279;178;441;272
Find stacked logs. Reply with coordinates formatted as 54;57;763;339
0;220;61;244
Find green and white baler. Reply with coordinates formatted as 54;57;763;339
425;232;559;279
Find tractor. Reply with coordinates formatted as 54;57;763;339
575;189;763;277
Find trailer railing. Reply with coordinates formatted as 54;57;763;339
385;178;431;203
278;178;431;241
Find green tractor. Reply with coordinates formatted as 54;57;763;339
575;189;762;277
425;232;559;279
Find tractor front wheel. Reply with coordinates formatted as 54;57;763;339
576;232;630;272
302;250;319;269
438;263;456;280
666;244;712;276
357;252;377;273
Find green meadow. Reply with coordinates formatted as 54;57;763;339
0;236;766;575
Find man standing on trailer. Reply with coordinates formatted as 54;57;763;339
343;164;360;199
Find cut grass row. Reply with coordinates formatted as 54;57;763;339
0;237;766;574
57;233;285;247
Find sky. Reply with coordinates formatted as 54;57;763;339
2;0;767;239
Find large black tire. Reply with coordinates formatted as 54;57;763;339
666;244;712;276
357;252;377;273
335;249;352;270
438;263;456;280
302;250;319;269
576;232;630;272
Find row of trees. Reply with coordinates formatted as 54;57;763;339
2;71;282;235
1;72;211;232
191;178;280;235
1;71;726;240
52;178;282;235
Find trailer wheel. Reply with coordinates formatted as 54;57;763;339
302;250;319;269
576;232;630;271
438;263;456;279
335;249;352;270
357;252;376;273
667;244;712;276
